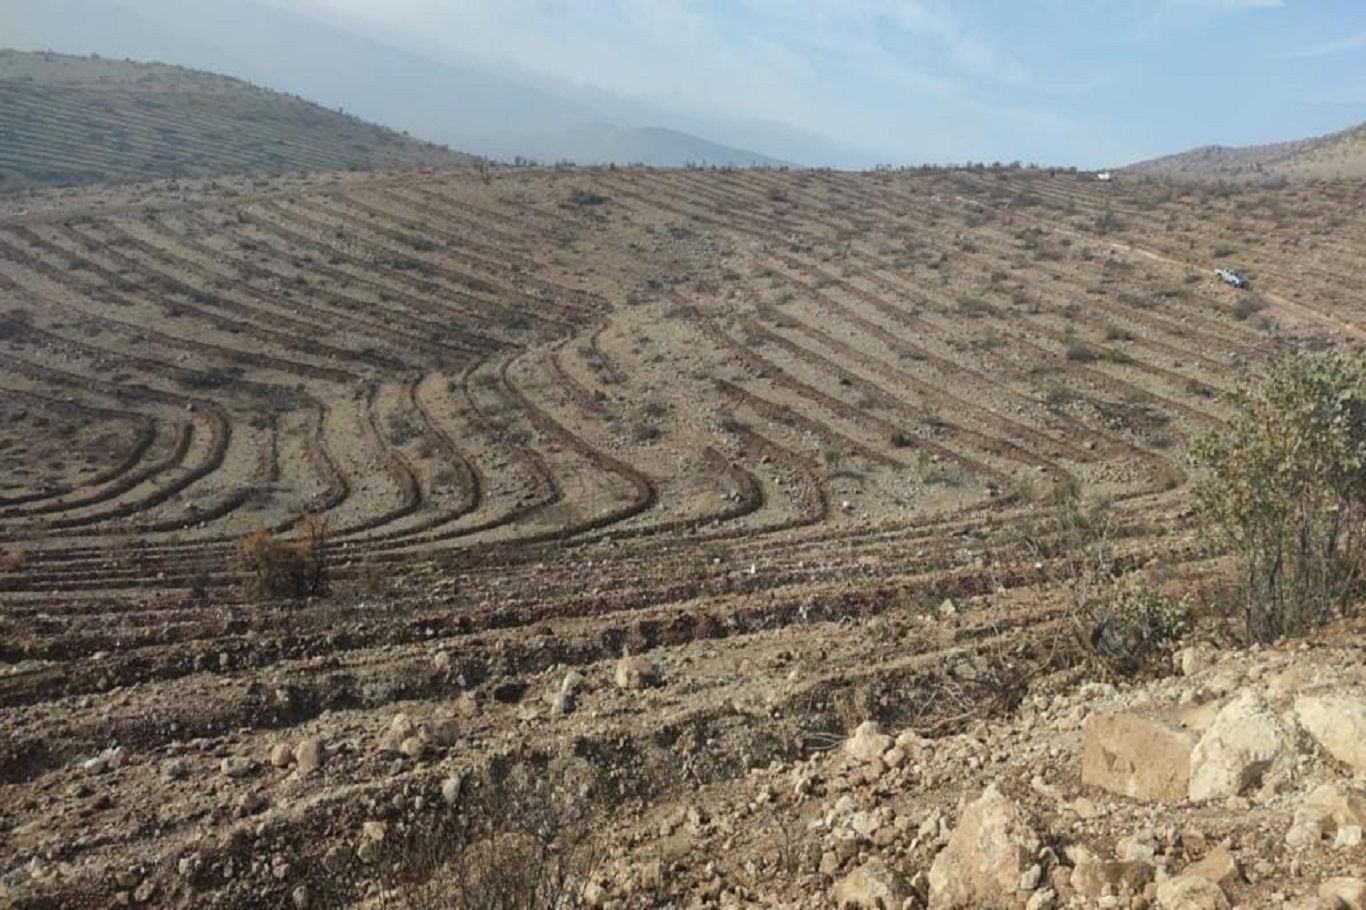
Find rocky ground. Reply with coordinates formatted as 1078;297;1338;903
7;587;1363;909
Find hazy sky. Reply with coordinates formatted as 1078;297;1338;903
264;0;1366;165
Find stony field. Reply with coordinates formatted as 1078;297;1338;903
1;165;1364;908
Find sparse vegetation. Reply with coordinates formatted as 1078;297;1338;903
236;516;329;600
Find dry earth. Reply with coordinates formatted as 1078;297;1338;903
1;164;1365;908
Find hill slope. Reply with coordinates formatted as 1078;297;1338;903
0;50;472;190
507;124;791;168
1122;120;1366;181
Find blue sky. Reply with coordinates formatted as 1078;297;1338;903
279;0;1366;166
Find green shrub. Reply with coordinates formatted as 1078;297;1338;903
1192;350;1366;640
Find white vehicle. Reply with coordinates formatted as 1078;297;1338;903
1215;267;1250;289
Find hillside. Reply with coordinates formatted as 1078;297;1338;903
1122;120;1366;182
0;50;472;190
493;124;790;168
1;165;1365;906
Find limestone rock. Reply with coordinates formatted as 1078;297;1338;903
831;860;910;909
377;714;416;754
1297;695;1366;775
1287;784;1366;848
1319;878;1365;910
1184;846;1239;888
295;737;323;776
1082;714;1195;804
928;785;1040;909
845;721;893;764
269;743;294;768
220;757;256;779
1067;845;1153;899
1156;875;1229;910
1189;693;1289;802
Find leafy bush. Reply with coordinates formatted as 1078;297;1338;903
236;516;328;600
1193;351;1366;641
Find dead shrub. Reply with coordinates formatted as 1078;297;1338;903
236;515;328;600
382;764;600;910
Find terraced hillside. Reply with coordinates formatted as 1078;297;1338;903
1121;120;1366;182
0;50;470;190
1;165;1364;908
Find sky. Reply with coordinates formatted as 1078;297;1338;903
261;0;1366;166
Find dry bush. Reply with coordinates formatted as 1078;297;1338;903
384;765;599;910
236;515;328;600
1025;485;1187;677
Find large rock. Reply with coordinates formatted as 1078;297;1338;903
1188;692;1289;802
831;861;911;909
1156;875;1229;910
928;785;1040;909
1082;714;1195;804
1320;878;1365;910
295;737;323;776
845;721;893;764
1288;785;1366;849
1296;695;1366;775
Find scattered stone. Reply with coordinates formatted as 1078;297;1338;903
1155;875;1229;910
269;743;294;768
1184;846;1239;888
161;757;189;781
295;737;323;776
220;757;256;779
234;790;268;816
845;721;893;764
432;650;452;673
377;714;417;754
1068;845;1153;899
928;785;1040;909
399;736;427;760
428;718;460;747
614;654;659;690
321;846;349;874
561;670;585;695
1082;714;1195;804
831;861;911;910
1319;878;1365;910
441;775;463;808
938;598;958;618
362;821;387;842
1296;695;1366;775
1188;692;1288;802
291;884;310;910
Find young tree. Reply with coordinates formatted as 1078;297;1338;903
1192;350;1366;641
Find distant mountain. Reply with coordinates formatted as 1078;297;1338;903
5;0;824;169
1121;121;1366;182
0;50;470;191
505;125;791;168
